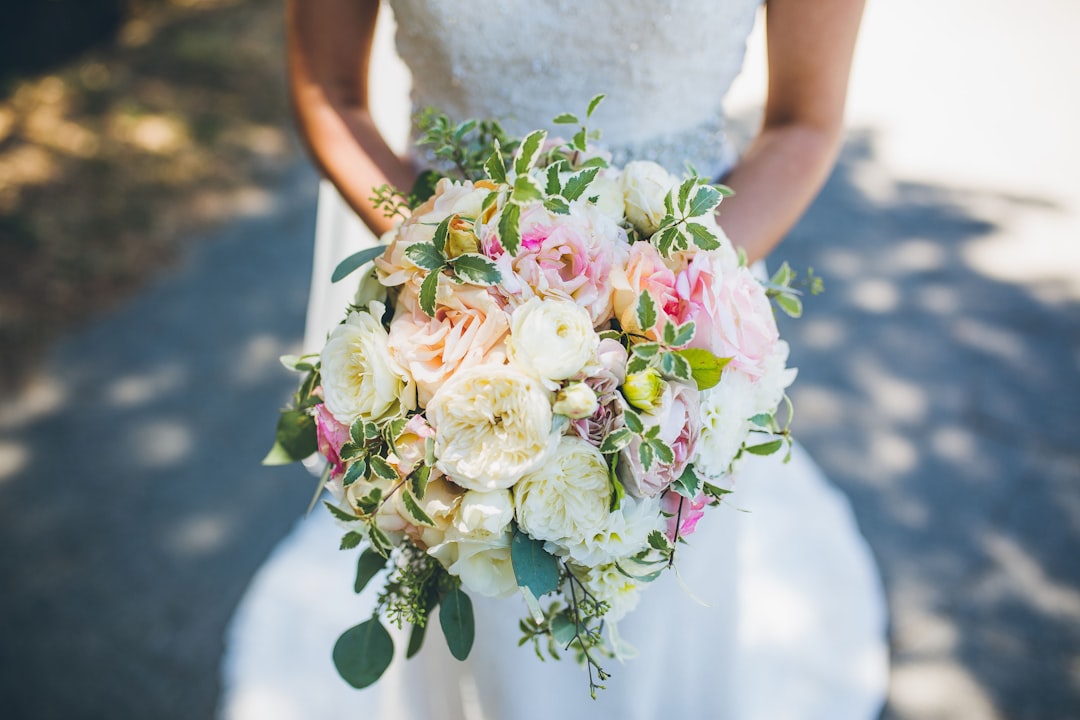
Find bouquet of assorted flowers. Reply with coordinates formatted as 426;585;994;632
265;96;817;696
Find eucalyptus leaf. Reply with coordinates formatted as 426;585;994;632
406;621;427;659
332;246;386;283
551;612;578;646
333;619;394;689
439;588;475;661
263;410;317;464
354;547;387;594
511;530;560;598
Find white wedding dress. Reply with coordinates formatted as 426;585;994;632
220;1;889;718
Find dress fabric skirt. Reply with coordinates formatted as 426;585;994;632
219;185;889;720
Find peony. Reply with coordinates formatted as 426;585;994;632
320;306;415;425
426;365;555;491
388;283;510;406
618;381;700;498
621;160;678;236
482;201;630;326
506;298;599;387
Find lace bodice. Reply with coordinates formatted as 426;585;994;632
388;0;762;177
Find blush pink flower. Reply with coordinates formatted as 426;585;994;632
662;490;709;541
313;402;350;478
617;381;701;498
611;241;686;340
388;283;510;407
391;414;436;476
483;203;629;326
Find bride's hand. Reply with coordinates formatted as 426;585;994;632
718;0;865;264
287;0;414;236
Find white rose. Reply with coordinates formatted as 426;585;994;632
575;563;642;623
453;489;515;539
561;171;624;223
427;365;555;491
553;383;599;419
321;306;415;425
507;298;599;387
431;531;518;598
514;437;660;565
693;370;758;480
621;160;678;236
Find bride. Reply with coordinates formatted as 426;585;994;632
221;0;887;718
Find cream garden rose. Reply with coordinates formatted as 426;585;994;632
506;297;599;387
320;305;415;425
426;365;556;491
620;160;678;236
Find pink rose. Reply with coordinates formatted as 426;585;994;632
313;402;350;478
388;284;510;406
662;490;709;541
611;242;687;341
482;202;629;326
391;414;436;476
617;381;700;498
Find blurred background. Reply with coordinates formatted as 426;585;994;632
0;0;1076;718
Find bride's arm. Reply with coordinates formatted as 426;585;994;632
286;0;414;235
718;0;865;264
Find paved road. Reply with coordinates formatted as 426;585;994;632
2;2;1078;718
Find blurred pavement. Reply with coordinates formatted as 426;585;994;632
1;1;1078;718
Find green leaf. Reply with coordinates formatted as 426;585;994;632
545;163;563;195
405;242;446;270
677;178;696;214
544;196;571;215
626;354;648;374
654;224;682;256
636;292;657;331
572;127;587;152
586;93;606;118
687;185;722;217
649;438;675;465
631;342;661;360
714;183;734;197
639;441;655;471
354;547;387;594
263;410;317;464
369;454;399;481
419;269;440;317
770;261;794;287
550;612;577;645
749;413;773;428
498;202;522;255
660;351;692;381
402;489;435;526
332;245;386;283
340;531;364;550
278;354;315;372
671;465;702;499
675;348;731;391
511;530;561;597
511;174;545;204
410;169;441;205
599;427;635;454
338;442;364;461
703;481;733;501
648;529;673;553
686;222;721;250
349;418;365;446
439;588;475;661
333;619;394;689
579;156;609;169
609;455;626;511
514;129;547;176
323;500;361;523
410;463;431;499
561;167;599;202
552;112;579;125
775;293;803;318
484;140;507;184
432;215;452;255
672;321;696;347
384;416;408;445
452;253;502;285
623;408;645;434
406;621;427;659
342;458;367;486
745;438;784;456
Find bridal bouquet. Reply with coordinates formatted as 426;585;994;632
266;97;816;696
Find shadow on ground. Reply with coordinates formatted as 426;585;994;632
0;126;1076;718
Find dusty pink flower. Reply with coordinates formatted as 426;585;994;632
483;203;629;326
570;339;629;445
662;490;709;541
617;381;700;498
313;402;350;478
388;283;510;406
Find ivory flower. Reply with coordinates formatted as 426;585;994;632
621;160;677;236
553;383;599;419
507;298;599;387
320;306;415;425
426;365;555;491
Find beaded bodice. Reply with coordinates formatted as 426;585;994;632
388;0;761;177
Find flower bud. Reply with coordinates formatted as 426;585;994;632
445;215;480;258
622;368;666;412
553;383;599;419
